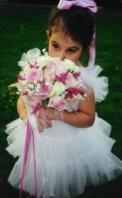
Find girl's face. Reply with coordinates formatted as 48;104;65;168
47;29;83;65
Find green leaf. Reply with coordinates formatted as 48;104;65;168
42;98;49;108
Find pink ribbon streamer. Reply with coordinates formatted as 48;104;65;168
58;0;97;13
19;120;38;198
88;32;96;66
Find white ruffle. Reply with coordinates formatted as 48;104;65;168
81;65;108;102
5;115;122;198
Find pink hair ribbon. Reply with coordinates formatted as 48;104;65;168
58;0;97;13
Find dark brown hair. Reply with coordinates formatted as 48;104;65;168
48;6;95;50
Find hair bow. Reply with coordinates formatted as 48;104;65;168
57;0;97;13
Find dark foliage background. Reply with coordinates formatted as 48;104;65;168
8;0;122;9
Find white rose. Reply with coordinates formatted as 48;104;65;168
64;59;79;72
18;53;28;67
37;55;52;68
18;48;41;67
49;82;65;97
27;48;41;63
17;83;25;92
23;64;30;73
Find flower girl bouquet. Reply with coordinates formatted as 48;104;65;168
10;48;86;118
9;47;87;134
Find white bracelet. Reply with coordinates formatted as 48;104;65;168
54;110;64;121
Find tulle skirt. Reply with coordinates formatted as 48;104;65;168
5;114;122;198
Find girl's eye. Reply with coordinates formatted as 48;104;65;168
67;48;77;53
52;43;59;49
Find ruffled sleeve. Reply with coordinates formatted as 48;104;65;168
81;65;108;102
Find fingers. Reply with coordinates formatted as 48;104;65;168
37;119;52;133
38;108;49;119
46;120;52;128
36;108;52;133
48;109;63;121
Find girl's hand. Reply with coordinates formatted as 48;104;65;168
47;108;63;121
36;108;52;133
36;108;63;133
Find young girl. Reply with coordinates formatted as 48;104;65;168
5;0;122;198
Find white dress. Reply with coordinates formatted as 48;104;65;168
5;65;122;198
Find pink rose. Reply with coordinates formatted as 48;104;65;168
73;72;80;79
55;72;68;84
55;60;68;76
65;87;85;99
65;73;78;88
26;68;43;81
44;63;56;82
48;96;67;111
39;83;52;99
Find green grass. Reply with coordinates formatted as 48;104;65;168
0;6;122;198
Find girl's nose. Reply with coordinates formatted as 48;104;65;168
59;51;65;60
